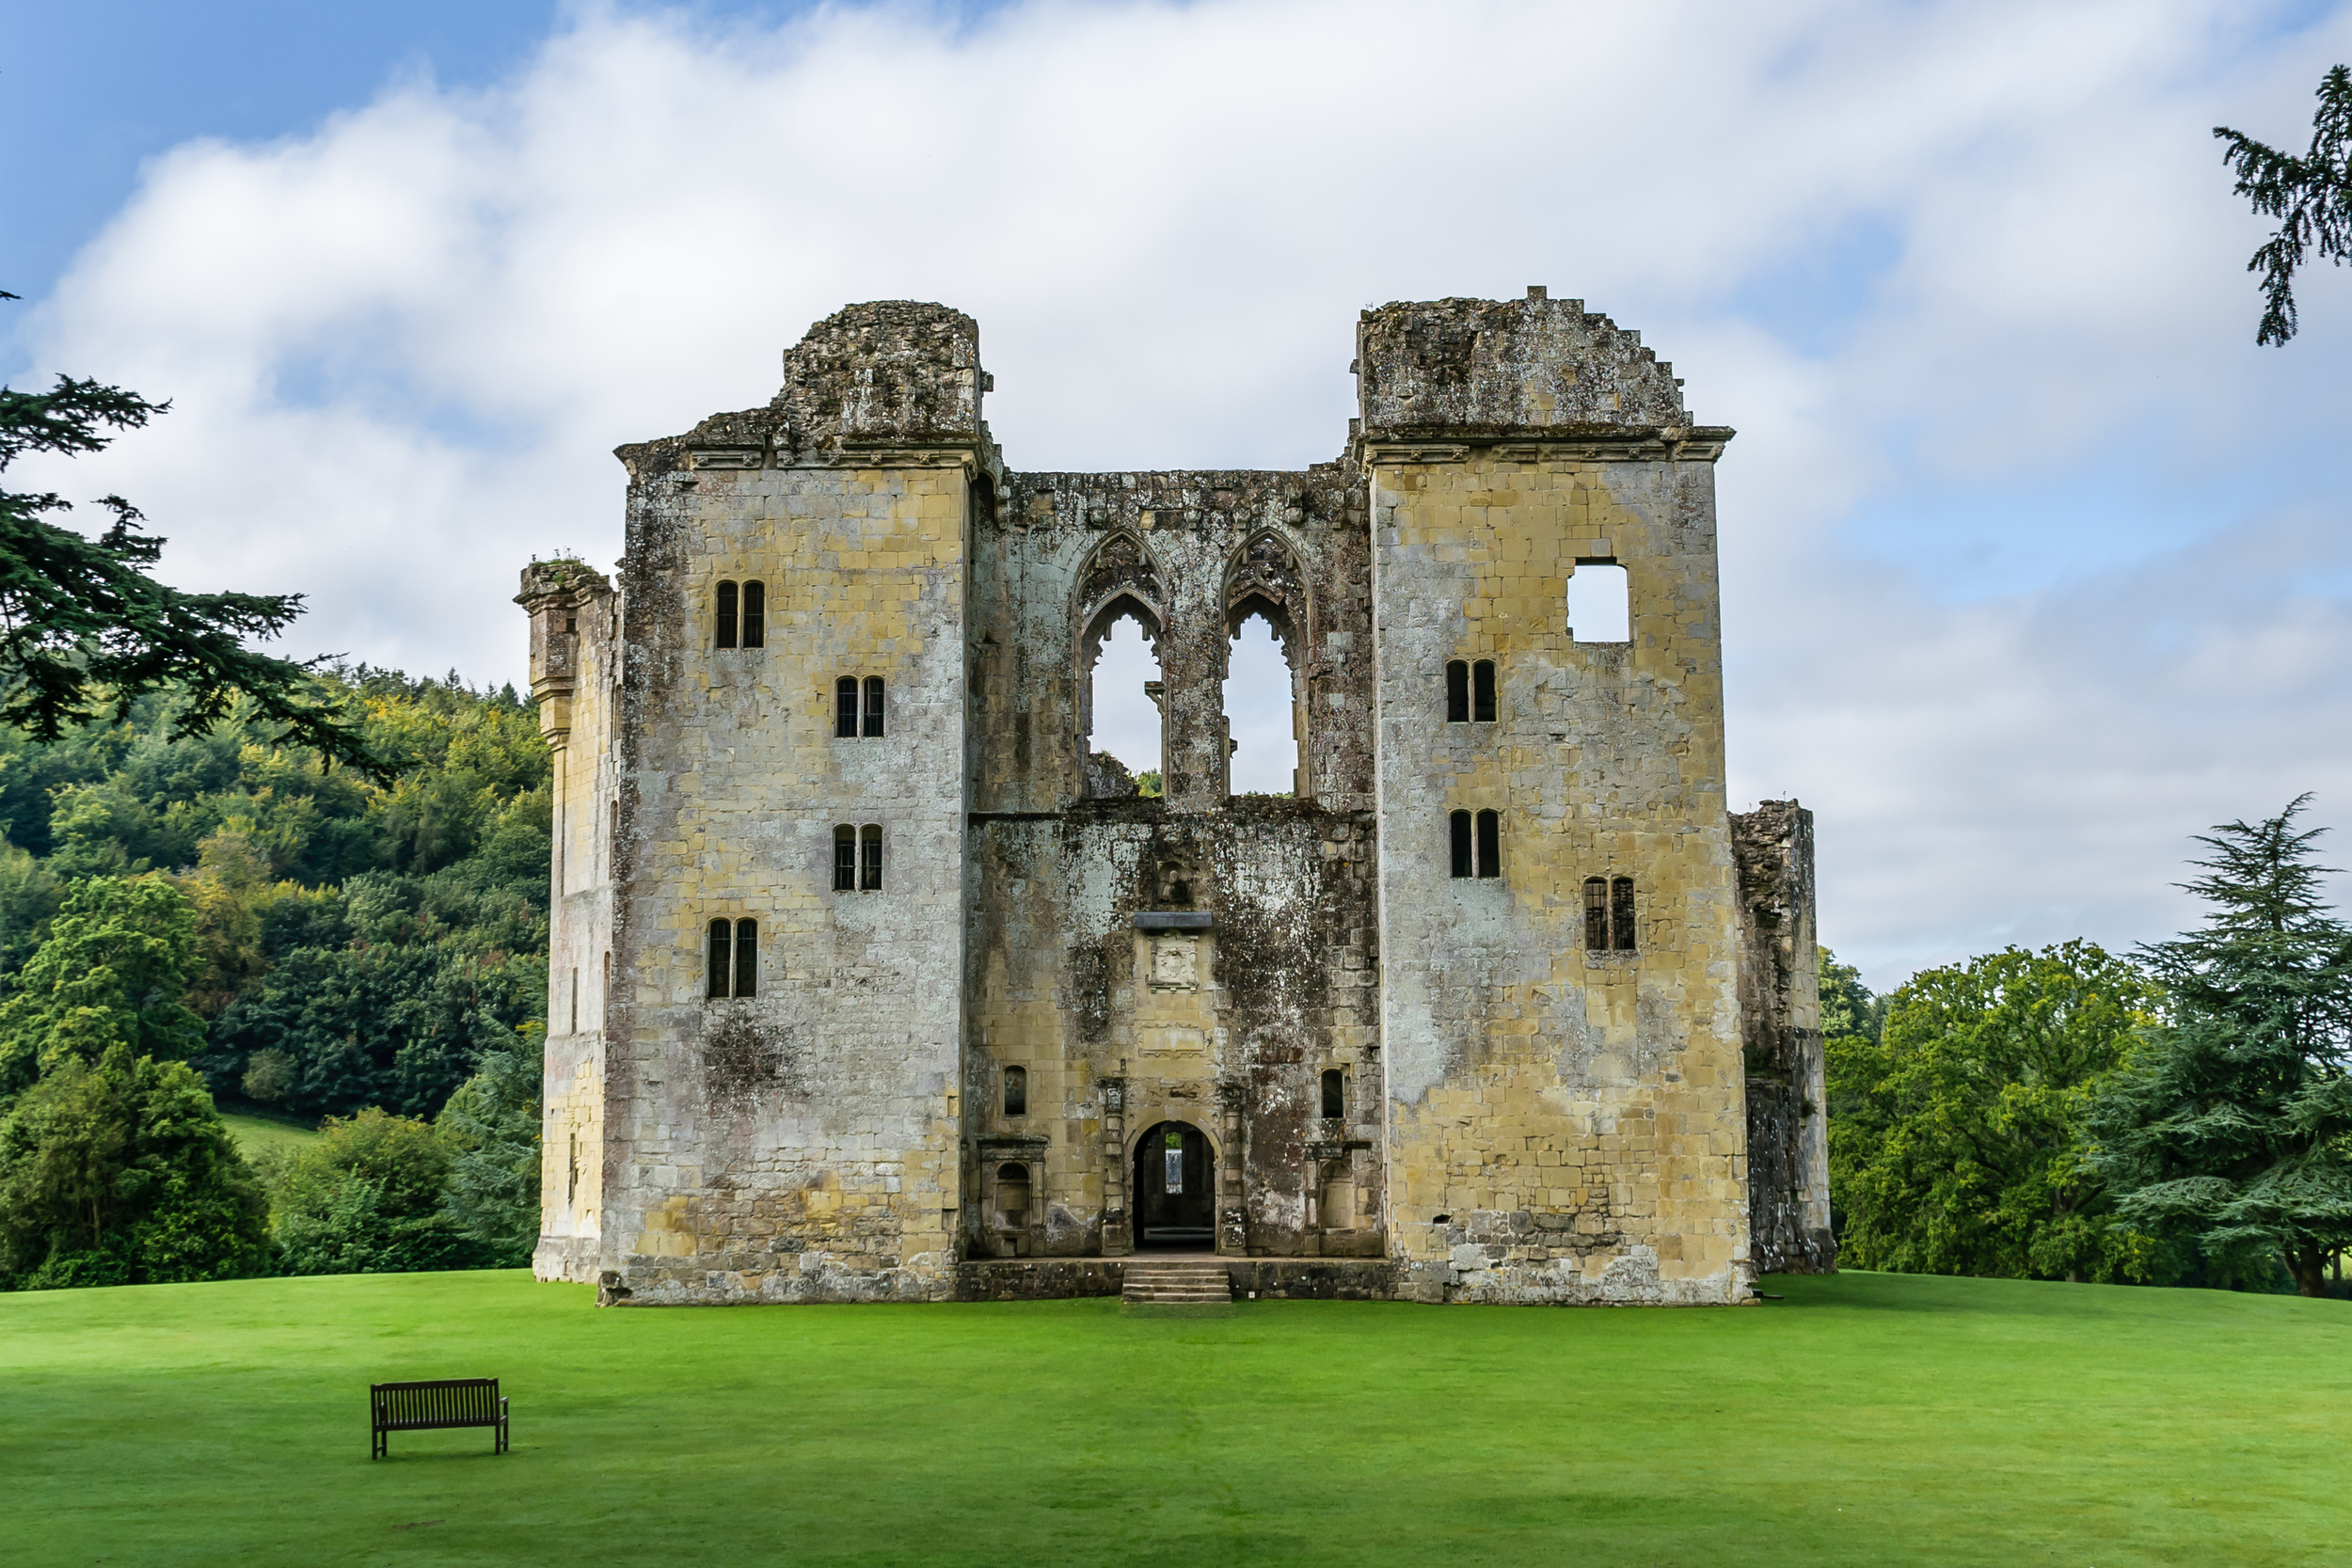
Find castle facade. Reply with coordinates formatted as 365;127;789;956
519;292;1832;1307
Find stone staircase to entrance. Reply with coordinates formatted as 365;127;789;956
1120;1260;1233;1307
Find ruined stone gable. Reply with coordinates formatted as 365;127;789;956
520;291;1831;1307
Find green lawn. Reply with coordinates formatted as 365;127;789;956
5;1270;2346;1566
217;1108;321;1158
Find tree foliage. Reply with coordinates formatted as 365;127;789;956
2215;64;2352;345
0;874;204;1093
0;309;371;768
435;1023;544;1267
269;1107;486;1275
1830;942;2165;1283
0;1043;269;1289
2090;798;2352;1295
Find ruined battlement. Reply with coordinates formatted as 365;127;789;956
529;293;1828;1308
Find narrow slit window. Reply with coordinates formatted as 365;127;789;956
1004;1065;1027;1117
1472;660;1496;722
568;967;578;1034
1321;1068;1343;1119
834;826;857;892
733;918;757;998
836;677;859;738
1446;660;1470;723
1570;561;1631;642
1476;809;1501;879
1611;877;1637;951
859;824;882;892
1450;810;1473;879
706;918;731;998
862;676;886;737
740;580;765;648
1583;878;1610;951
715;581;739;649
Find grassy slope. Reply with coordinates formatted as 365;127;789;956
4;1271;2346;1567
217;1110;322;1158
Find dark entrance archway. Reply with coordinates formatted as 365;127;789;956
1132;1120;1214;1250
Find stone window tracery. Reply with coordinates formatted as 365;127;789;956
834;675;885;737
834;824;884;892
1584;876;1639;951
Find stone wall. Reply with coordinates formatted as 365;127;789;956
1732;800;1836;1275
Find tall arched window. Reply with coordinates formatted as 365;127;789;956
740;580;766;648
1004;1065;1027;1117
715;581;739;649
1450;810;1473;878
1476;810;1501;879
1446;660;1470;722
1472;660;1496;722
834;826;857;891
862;676;885;737
835;677;859;738
859;824;883;891
706;917;755;998
1320;1068;1344;1119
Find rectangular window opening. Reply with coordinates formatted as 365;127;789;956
833;826;857;892
859;824;882;892
1445;660;1470;723
835;677;859;738
1583;879;1610;952
1472;660;1496;722
862;676;886;738
706;918;731;999
1475;809;1501;879
1611;877;1637;951
1570;561;1630;642
715;581;739;650
1449;810;1473;879
1004;1065;1027;1117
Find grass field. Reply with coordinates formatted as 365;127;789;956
216;1108;321;1158
6;1270;2347;1567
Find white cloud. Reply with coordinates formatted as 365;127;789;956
11;0;2352;984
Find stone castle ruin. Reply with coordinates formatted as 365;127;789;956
518;291;1833;1307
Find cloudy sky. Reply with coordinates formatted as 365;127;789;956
8;0;2351;988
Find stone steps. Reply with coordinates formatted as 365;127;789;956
1121;1262;1234;1306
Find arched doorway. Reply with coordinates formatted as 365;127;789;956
1132;1121;1214;1250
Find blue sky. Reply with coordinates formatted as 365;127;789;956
7;0;2352;985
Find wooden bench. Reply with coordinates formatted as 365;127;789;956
370;1379;509;1459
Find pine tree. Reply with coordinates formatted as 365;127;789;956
2090;798;2352;1294
2215;65;2352;345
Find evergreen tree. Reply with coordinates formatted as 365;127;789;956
0;1043;270;1289
0;297;370;768
2090;798;2352;1295
2216;65;2352;345
436;1023;543;1266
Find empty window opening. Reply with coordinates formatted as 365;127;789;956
859;824;883;892
740;580;766;648
1584;876;1639;951
706;917;755;999
996;1163;1031;1224
566;1132;579;1205
1446;660;1470;722
1004;1065;1027;1117
834;826;857;891
1569;561;1630;642
1450;811;1474;879
1223;610;1300;796
862;675;885;737
1082;604;1162;795
715;581;739;649
1164;1128;1186;1194
836;676;859;737
1321;1068;1344;1119
1472;660;1496;722
1476;809;1501;879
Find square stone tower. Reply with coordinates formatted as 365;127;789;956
522;293;1831;1307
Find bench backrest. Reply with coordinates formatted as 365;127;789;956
372;1379;501;1426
